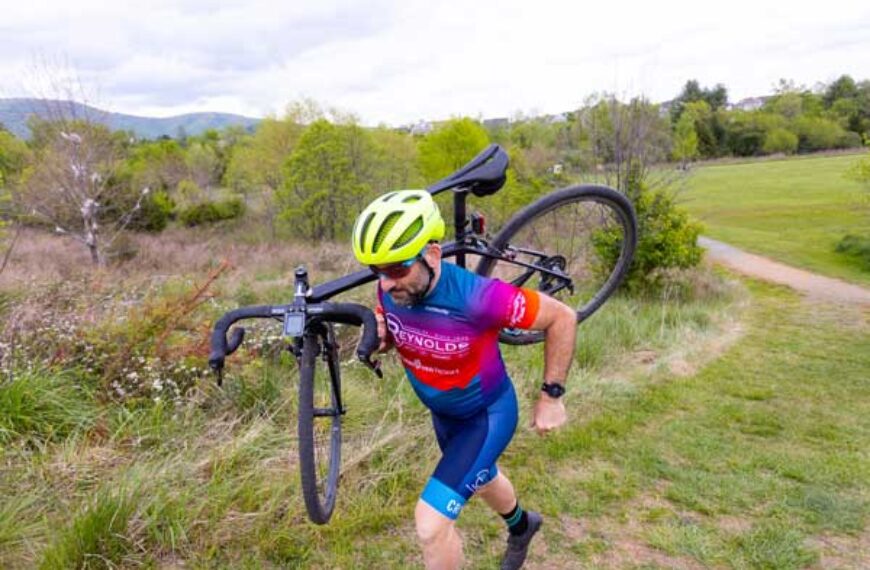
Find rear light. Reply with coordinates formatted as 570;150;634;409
471;213;486;234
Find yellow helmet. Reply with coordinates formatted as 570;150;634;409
352;190;445;265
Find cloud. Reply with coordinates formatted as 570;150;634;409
1;0;869;124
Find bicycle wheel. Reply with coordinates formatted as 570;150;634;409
297;322;343;524
476;184;637;345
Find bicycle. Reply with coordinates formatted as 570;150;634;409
208;143;637;524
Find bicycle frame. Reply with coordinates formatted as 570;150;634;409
209;143;576;378
308;167;573;302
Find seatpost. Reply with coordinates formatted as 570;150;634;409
453;189;468;269
294;266;309;306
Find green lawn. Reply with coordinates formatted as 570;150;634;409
683;153;870;285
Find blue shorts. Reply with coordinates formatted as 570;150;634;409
420;381;519;519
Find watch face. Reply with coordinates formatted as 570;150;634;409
542;383;565;398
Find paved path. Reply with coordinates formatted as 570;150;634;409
699;236;870;306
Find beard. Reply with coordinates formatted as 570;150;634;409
388;272;430;307
390;287;418;307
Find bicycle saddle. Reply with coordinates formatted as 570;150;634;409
427;143;509;197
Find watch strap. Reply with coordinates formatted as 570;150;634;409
541;381;565;398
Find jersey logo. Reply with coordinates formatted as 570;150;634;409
508;293;527;327
386;314;470;354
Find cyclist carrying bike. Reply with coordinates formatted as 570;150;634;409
352;190;577;570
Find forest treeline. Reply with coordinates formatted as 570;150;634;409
0;75;868;260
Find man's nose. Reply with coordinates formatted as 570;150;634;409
380;276;398;292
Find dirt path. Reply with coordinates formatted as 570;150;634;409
699;236;870;306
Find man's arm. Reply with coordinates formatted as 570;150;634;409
527;293;576;434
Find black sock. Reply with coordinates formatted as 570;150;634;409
500;502;529;536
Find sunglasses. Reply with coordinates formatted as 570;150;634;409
370;247;428;279
370;256;419;279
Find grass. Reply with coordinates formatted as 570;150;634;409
1;261;868;568
683;153;870;285
0;369;100;446
0;267;738;568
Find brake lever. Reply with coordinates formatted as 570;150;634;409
363;355;383;379
208;357;225;386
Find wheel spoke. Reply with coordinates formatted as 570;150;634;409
477;186;637;344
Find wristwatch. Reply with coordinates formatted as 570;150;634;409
541;381;566;399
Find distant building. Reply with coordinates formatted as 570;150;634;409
483;117;510;130
544;113;568;124
409;120;433;136
728;97;769;112
658;100;675;118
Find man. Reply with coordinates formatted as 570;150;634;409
352;190;577;570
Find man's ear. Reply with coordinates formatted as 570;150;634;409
425;242;442;264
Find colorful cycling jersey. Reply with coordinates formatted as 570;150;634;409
378;261;540;417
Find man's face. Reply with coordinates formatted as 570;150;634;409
378;260;430;307
373;245;440;307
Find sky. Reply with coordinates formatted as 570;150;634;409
1;0;869;126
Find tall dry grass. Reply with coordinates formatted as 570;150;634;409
0;226;359;290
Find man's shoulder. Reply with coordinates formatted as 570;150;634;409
440;260;491;288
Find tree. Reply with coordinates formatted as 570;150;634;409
276;119;374;240
671;112;699;167
0;130;31;190
0;119;32;276
823;75;859;108
223;118;302;238
121;138;187;194
580;95;670;200
14;114;146;266
184;141;221;192
670;79;728;123
724;111;789;157
417;118;490;181
368;127;423;192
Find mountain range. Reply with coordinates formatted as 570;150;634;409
0;98;261;140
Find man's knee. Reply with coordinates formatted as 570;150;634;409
415;500;454;546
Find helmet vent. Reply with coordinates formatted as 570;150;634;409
358;211;375;253
402;195;421;203
373;212;402;251
381;192;398;202
393;217;423;249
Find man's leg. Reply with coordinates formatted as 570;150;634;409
476;470;517;514
477;468;542;570
415;499;464;570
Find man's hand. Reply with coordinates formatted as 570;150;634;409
375;308;393;353
531;395;567;435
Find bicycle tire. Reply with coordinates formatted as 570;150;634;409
297;323;343;524
476;184;637;345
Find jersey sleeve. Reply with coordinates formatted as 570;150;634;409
471;279;541;330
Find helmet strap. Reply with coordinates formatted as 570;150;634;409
410;256;436;305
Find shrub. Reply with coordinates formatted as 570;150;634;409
594;185;704;294
178;195;245;227
175;178;206;206
763;128;799;155
837;131;864;149
132;189;175;232
793;116;851;152
835;234;870;270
